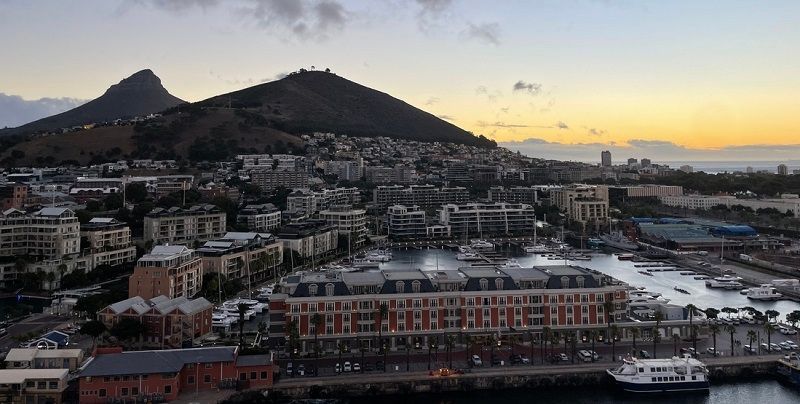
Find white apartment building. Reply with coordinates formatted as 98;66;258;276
0;207;80;259
276;220;339;259
236;204;281;232
78;218;137;269
438;202;535;236
373;185;470;210
324;160;363;181
318;205;367;247
236;154;306;171
196;232;283;283
614;185;684;198
550;185;610;224
572;200;609;224
143;204;227;246
286;188;360;215
386;205;426;239
659;195;722;210
250;170;309;191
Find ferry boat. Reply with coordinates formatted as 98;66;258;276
606;355;709;393
746;284;782;301
705;275;745;290
777;353;800;386
600;232;640;251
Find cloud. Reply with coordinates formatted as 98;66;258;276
260;71;289;82
588;127;606;136
414;0;453;31
477;121;555;129
0;93;87;129
437;114;455;121
475;85;502;102
425;96;440;106
141;0;219;11
499;137;800;163
462;22;500;45
512;80;543;96
555;121;569;130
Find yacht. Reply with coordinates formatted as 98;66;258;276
219;301;256;320
524;244;552;254
600;231;640;251
498;258;522;269
255;285;274;301
457;251;483;261
628;290;670;304
617;253;635;261
705;275;745;290
607;355;709;393
777;353;800;386
364;249;393;262
212;311;236;328
746;284;782;301
469;240;495;252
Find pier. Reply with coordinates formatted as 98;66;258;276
268;355;780;399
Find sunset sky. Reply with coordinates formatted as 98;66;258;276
1;0;799;161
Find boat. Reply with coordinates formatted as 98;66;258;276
567;254;592;261
618;254;635;261
587;237;605;248
747;284;782;301
498;258;522;269
457;250;483;261
363;249;393;262
628;290;670;304
705;275;744;289
524;244;551;254
469;240;495;252
638;271;653;276
600;231;640;251
673;287;690;295
739;288;750;295
777;353;800;386
606;355;710;393
212;311;236;328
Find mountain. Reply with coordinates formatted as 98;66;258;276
2;69;184;135
198;71;494;147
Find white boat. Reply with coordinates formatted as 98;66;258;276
524;244;551;254
212;311;236;328
457;251;483;261
705;275;745;289
606;355;709;393
498;258;521;269
219;302;256;320
600;231;640;250
567;254;592;261
469;240;495;252
628;290;670;304
747;284;782;301
364;249;392;262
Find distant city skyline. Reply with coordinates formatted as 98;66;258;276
1;0;799;160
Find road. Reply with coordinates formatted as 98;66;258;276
0;313;87;352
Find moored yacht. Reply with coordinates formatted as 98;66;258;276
469;240;495;252
524;244;551;254
705;275;744;289
600;231;640;250
747;284;782;301
606;355;709;393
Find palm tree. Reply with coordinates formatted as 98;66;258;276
672;333;680;356
527;330;535;365
709;324;720;355
568;331;577;364
337;342;347;374
631;327;640;354
685;304;698;352
764;322;775;352
589;330;598;362
56;263;67;290
724;324;736;357
610;324;619;360
359;339;367;373
428;336;438;370
704;307;720;321
405;342;412;372
542;327;552;364
310;313;323;358
509;334;519;357
653;310;664;359
446;334;456;369
285;319;299;360
486;334;497;367
550;332;560;360
237;303;248;347
746;330;757;353
376;303;388;353
466;335;475;357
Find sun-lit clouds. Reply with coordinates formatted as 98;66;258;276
512;80;543;95
0;93;86;128
462;22;501;45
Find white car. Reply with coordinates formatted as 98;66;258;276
335;363;341;373
343;361;352;372
352;362;361;372
779;342;792;350
471;354;483;366
780;327;798;335
706;347;718;356
785;340;799;350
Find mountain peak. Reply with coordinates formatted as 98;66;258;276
106;69;167;95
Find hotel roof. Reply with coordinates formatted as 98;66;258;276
80;347;238;377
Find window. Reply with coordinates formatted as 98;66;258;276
639;367;645;373
651;377;657;382
205;363;213;369
261;371;268;379
498;296;506;305
164;385;172;394
396;299;406;309
251;372;257;379
121;388;129;396
132;387;139;396
99;389;106;397
560;276;570;288
479;278;489;291
239;373;247;381
596;293;604;303
204;375;211;383
326;283;335;296
576;277;585;288
309;284;318;296
466;298;475;306
48;381;58;389
513;296;522;305
188;376;195;385
412;280;421;293
342;301;352;311
413;299;422;308
483;297;491;306
326;302;335;312
429;298;438;307
430;310;438;318
582;305;589;313
495;278;503;290
396;281;405;292
550;306;558;314
580;294;589;303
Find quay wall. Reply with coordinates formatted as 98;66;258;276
269;357;778;400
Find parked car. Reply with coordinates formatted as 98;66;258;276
297;364;305;376
471;355;483;367
363;362;374;372
743;345;757;354
780;327;798;335
286;362;293;376
343;361;352;372
639;350;651;359
577;350;593;362
353;362;361;372
306;366;316;377
375;360;385;371
706;347;718;356
589;350;600;361
760;343;771;352
558;353;569;362
770;343;781;352
518;354;530;364
335;363;341;374
784;340;799;350
779;342;792;351
491;356;502;366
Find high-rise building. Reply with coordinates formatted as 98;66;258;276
641;158;652;167
627;158;638;166
778;164;789;176
601;150;612;167
679;165;694;173
129;245;203;300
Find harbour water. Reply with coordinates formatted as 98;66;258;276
347;380;799;404
380;247;800;321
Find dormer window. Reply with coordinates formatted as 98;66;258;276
325;283;335;296
396;281;405;293
576;276;585;288
560;276;570;289
411;280;421;293
309;284;318;296
495;278;503;290
479;278;489;291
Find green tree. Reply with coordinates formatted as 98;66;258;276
428;336;439;370
686;304;698;352
746;330;757;353
653;310;664;359
709;324;720;355
79;320;107;350
725;324;737;356
610;324;619;360
787;310;800;328
630;327;640;354
285;319;299;360
110;318;145;347
310;313;323;358
672;333;681;356
376;303;388;353
125;182;148;203
704;307;720;320
765;309;780;323
764;323;775;353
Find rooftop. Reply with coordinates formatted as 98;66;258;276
80;347;239;377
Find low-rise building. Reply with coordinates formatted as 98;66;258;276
318;205;367;247
0;183;27;210
0;368;69;404
386;205;426;239
438;202;535;236
373;185;469;210
129;245;203;300
551;185;609;225
78;347;273;404
487;186;539;205
79;218;137;270
143;205;226;246
250;170;309;191
4;348;84;371
97;295;213;349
